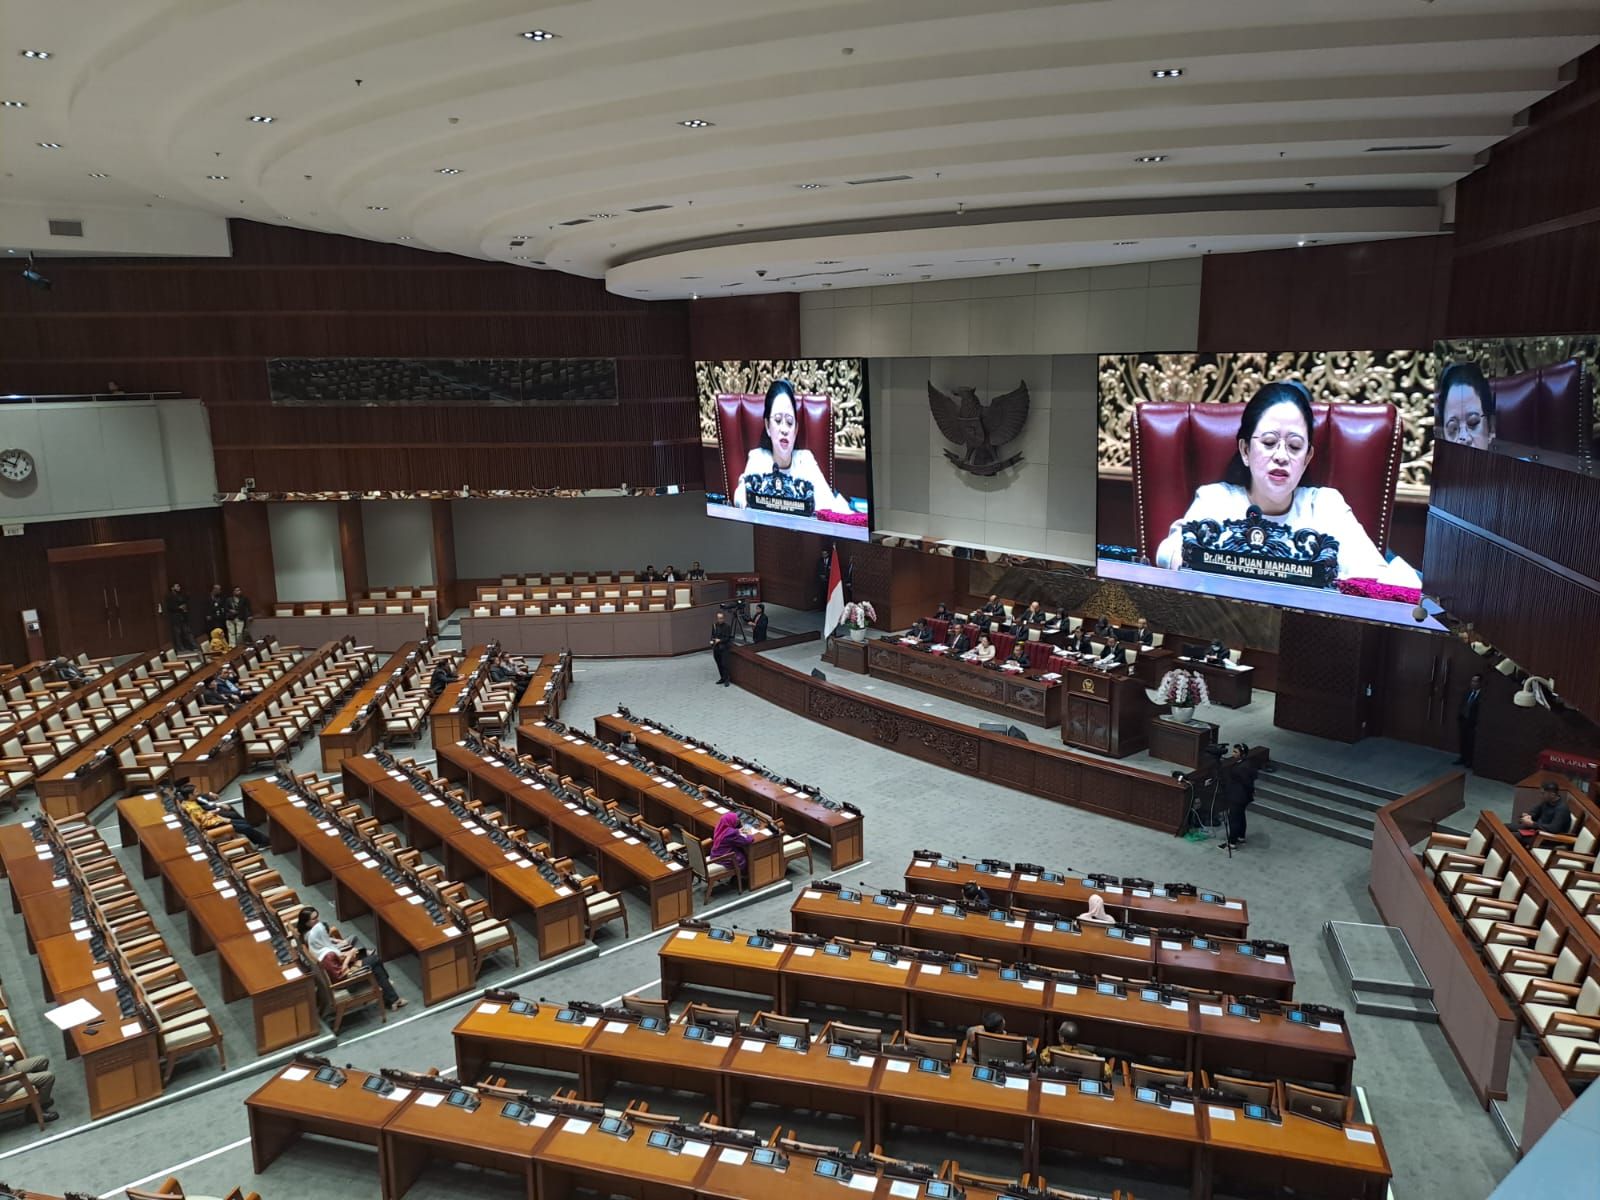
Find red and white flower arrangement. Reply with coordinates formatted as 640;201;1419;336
1150;668;1210;708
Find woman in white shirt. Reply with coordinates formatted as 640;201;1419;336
1153;381;1419;588
297;906;405;1010
1081;893;1116;924
973;634;996;663
731;380;853;514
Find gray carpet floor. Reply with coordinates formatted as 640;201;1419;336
0;621;1523;1199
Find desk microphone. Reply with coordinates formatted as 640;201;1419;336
1245;504;1263;521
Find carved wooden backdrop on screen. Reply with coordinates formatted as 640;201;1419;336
0;221;699;493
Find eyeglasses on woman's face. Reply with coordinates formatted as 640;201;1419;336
1250;434;1309;457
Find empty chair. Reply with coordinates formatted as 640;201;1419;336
755;1012;812;1040
1210;1072;1279;1108
579;875;629;941
897;1030;960;1063
621;994;669;1023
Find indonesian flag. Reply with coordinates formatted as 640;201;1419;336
822;546;845;653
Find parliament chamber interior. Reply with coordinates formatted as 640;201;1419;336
1;4;1598;1198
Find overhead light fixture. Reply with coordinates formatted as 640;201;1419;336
87;172;108;178
248;114;275;124
436;167;461;175
1113;240;1139;246
796;182;826;189
690;292;698;300
20;50;52;60
37;142;61;149
2;100;27;108
1134;155;1167;163
588;212;616;219
20;254;51;290
816;260;840;265
520;29;558;41
366;205;388;211
678;118;713;128
1151;67;1183;79
206;174;228;180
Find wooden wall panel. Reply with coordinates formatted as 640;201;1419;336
689;294;802;361
336;501;368;600
430;501;461;612
221;504;276;615
753;526;831;611
0;507;226;666
1274;610;1383;743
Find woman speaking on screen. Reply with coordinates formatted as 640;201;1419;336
732;379;853;513
1153;380;1419;586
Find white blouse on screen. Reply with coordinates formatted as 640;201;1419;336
1153;482;1420;587
732;447;852;513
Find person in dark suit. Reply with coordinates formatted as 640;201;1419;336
429;659;460;698
1015;600;1046;629
1072;629;1096;656
934;602;953;621
642;564;660;581
166;583;195;652
1514;782;1571;845
1094;615;1113;638
949;628;972;654
981;595;1006;620
1456;674;1482;767
907;619;934;643
751;604;769;643
687;561;707;580
974;611;994;633
710;611;734;685
204;585;228;640
1205;639;1229;666
1220;751;1252;850
1007;641;1031;670
1135;617;1154;647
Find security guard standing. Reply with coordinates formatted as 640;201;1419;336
711;610;734;686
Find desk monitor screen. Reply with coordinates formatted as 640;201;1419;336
1041;870;1063;882
1192;937;1213;951
873;894;896;906
838;889;860;902
746;934;775;949
814;1159;849;1180
1244;1103;1279;1123
1055;919;1077;933
708;927;735;942
1200;892;1222;904
500;1101;527;1121
684;1024;712;1041
777;1033;805;1052
555;1008;581;1023
1107;926;1126;939
1078;1078;1106;1096
1288;1008;1309;1024
926;1184;954;1199
638;1015;665;1032
700;359;871;542
647;1129;685;1151
870;949;896;964
940;904;961;917
827;1042;858;1060
824;943;850;957
1136;1086;1160;1104
949;960;976;975
917;1057;946;1074
361;1075;393;1095
752;1147;787;1169
1236;943;1256;956
599;1115;633;1139
1000;968;1022;981
973;1066;1003;1084
1097;982;1122;997
313;1067;345;1086
987;908;1008;922
446;1089;477;1110
509;1000;537;1016
1140;987;1164;1003
1228;1003;1260;1021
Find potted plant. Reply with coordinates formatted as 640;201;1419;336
1149;668;1210;723
840;600;877;642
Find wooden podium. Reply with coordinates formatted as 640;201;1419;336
1062;665;1156;758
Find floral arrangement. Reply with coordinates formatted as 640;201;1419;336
1151;668;1210;708
841;601;877;631
1336;578;1422;604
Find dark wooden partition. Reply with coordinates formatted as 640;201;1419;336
731;633;1189;834
1369;771;1517;1107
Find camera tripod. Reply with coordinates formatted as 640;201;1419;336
723;601;750;643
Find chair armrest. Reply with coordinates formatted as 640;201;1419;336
1546;1012;1600;1036
1531;833;1578;848
133;754;168;766
1485;923;1537;945
1464;897;1517;919
1426;833;1470;849
1525;980;1581;1002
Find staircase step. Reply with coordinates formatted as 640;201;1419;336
1325;921;1432;997
1351;986;1438;1022
1256;773;1389;812
1249;801;1374;847
1269;761;1402;802
1252;786;1377;829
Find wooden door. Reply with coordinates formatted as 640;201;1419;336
1065;695;1110;753
48;541;167;658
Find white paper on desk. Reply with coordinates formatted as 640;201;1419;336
1264;953;1287;964
469;825;486;836
397;886;414;897
1032;921;1052;932
719;1148;749;1166
1020;873;1039;883
416;1091;445;1108
660;782;677;790
428;799;444;808
477;1003;503;1016
220;887;237;899
1003;1076;1030;1090
70;918;88;931
675;929;698;941
1103;885;1124;894
740;1039;767;1053
35;848;52;860
667;862;684;871
247;918;265;930
610;830;627;839
1346;1128;1377;1144
888;1183;921;1200
1023;980;1046;992
97;978;117;992
1058;983;1078;995
913;860;931;868
1132;889;1152;898
922;964;943;975
444;926;462;938
114;1020;141;1038
531;1111;554;1128
562;1117;592;1134
846;1173;877;1192
1040;1081;1069;1097
52;878;68;888
849;1056;876;1069
406;895;424;905
890;960;911;971
740;768;755;776
1318;1021;1342;1033
916;905;935;915
605;754;619;762
1168;1000;1189;1012
1200;1003;1224;1016
783;787;797;794
709;1035;732;1048
1169;1099;1196;1115
1208;1106;1236;1121
92;965;111;980
254;931;271;943
283;966;303;980
1223;900;1243;910
803;890;822;900
385;1088;411;1102
1161;940;1183;950
281;1066;311;1082
73;929;91;942
792;945;815;956
1007;919;1025;929
555;885;573;896
603;1021;629;1034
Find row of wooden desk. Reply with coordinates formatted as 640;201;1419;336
0;820;165;1118
903;858;1251;939
433;738;695;930
239;779;476;1005
660;926;1340;1089
319;640;429;770
338;753;589;960
246;1059;1023;1200
790;888;1294;999
514;652;570;725
865;640;1063;728
428;643;495;748
514;721;788;889
591;711;865;868
443;1001;1386;1200
114;794;319;1054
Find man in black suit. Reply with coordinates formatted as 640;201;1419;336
1072;629;1096;656
710;611;734;685
1015;600;1046;629
1456;674;1483;768
1094;615;1113;638
687;561;707;580
907;619;934;643
751;604;769;643
642;564;659;581
934;602;953;622
166;583;195;652
429;658;460;698
1135;617;1154;647
949;628;972;654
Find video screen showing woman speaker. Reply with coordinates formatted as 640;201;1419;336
1433;334;1599;471
697;359;872;541
1095;351;1447;628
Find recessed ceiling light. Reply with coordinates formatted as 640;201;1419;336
588;212;616;220
396;236;413;241
436;167;461;175
1113;240;1140;246
796;183;826;189
366;205;388;211
20;50;52;60
881;273;899;277
88;172;108;178
2;100;27;108
816;260;840;265
678;118;713;128
1151;67;1183;79
1134;154;1168;163
520;29;558;41
248;114;275;124
206;174;229;180
37;142;61;149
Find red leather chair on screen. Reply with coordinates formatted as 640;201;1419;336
715;393;835;499
1484;359;1591;455
1130;401;1404;566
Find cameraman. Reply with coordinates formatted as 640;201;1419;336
710;610;734;686
751;603;769;644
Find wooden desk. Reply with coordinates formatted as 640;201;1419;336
515;653;568;726
1062;665;1155;758
462;601;726;658
1139;654;1255;709
903;858;1251;938
593;712;865;868
382;1082;539;1200
58;983;163;1119
823;636;869;674
319;641;425;771
516;721;785;889
340;754;588;959
865;639;1063;728
1204;1108;1390;1200
1148;717;1222;769
252;609;430;653
245;1062;400;1174
429;643;492;748
437;738;693;929
1032;1081;1201;1179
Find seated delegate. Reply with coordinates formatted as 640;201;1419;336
1004;641;1031;671
904;619;935;644
731;380;853;514
969;634;996;663
1514;782;1572;845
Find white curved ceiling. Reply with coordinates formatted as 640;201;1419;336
1;0;1594;297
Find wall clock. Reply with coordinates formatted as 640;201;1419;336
0;448;35;483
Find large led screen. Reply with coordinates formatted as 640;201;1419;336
1095;351;1446;626
697;359;871;541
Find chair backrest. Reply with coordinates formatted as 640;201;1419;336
1212;1073;1277;1108
1578;973;1600;1016
684;1002;740;1029
1481;848;1506;879
1534;921;1563;955
1129;1062;1189;1090
124;1179;185;1200
1464;828;1488;856
826;1022;884;1052
901;1031;959;1063
1575;824;1598;856
1484;358;1591;454
622;995;670;1022
1555;946;1585;984
714;391;836;500
1511;893;1541;927
1131;400;1403;564
971;1029;1029;1064
1284;1082;1351;1124
756;1011;811;1040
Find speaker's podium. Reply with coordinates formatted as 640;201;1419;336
1062;664;1155;758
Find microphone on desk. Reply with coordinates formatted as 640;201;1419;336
1245;504;1263;521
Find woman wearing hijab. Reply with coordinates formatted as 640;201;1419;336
708;811;753;878
1081;893;1116;924
205;627;231;656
